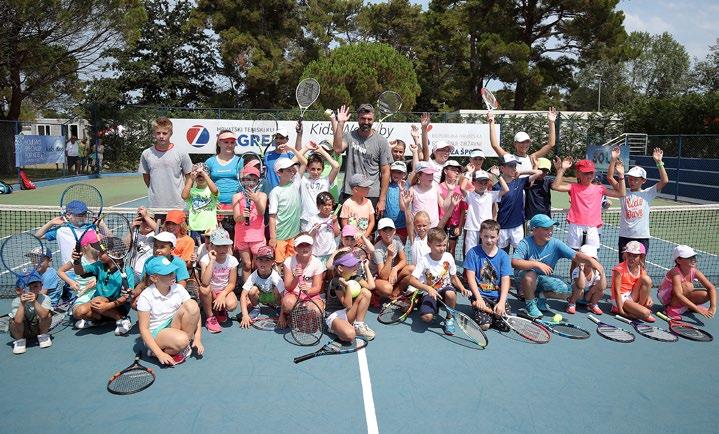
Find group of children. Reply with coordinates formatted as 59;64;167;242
8;110;716;359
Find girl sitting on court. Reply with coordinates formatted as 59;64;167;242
232;164;268;283
326;251;375;341
198;228;239;334
162;210;196;263
280;233;326;329
137;256;203;366
567;244;606;315
238;246;285;328
610;241;655;322
658;245;716;319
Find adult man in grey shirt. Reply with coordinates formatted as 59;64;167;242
138;117;193;209
333;103;392;217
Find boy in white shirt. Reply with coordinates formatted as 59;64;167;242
460;169;509;255
238;246;286;328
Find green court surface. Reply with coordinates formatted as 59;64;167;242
0;176;148;207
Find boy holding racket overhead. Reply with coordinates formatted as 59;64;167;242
35;199;90;267
494;155;542;253
488;108;558;176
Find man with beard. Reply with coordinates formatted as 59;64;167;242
333;104;392;222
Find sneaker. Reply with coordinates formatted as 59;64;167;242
589;304;604;315
536;296;548;311
566;304;576;314
443;317;456;336
249;306;261;320
12;338;27;354
114;316;132;336
206;316;222;333
610;305;619;314
38;334;52;349
354;322;376;341
525;299;542;318
75;319;96;329
214;309;228;323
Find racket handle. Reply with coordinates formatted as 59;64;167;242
294;353;316;364
587;314;600;324
656;311;671;322
614;315;631;324
245;199;251;226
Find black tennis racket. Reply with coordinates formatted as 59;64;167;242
59;183;104;252
436;297;488;349
614;314;678;343
237;155;262;225
657;311;713;342
351;245;369;262
377;290;421;324
290;289;323;346
294;336;368;364
249;305;281;331
107;352;156;395
518;311;591;340
296;77;321;124
588;314;635;343
500;313;551;344
96;213;133;296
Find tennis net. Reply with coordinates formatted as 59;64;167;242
1;204;718;298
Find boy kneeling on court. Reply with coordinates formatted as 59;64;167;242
137;256;203;366
8;272;53;354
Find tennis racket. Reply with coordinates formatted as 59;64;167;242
500;313;551;343
481;87;499;111
517;311;591;339
59;183;104;252
614;314;677;342
377;91;402;124
96;213;133;296
107;352;156;395
252;113;278;162
296;77;320;124
656;311;713;342
290;289;324;346
351;245;368;262
436;297;488;349
377;290;421;324
294;336;368;364
588;314;635;343
237;156;262;225
1;233;46;282
249;305;281;331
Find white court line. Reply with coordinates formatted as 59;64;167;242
111;196;148;208
357;347;379;434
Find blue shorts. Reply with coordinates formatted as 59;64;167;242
150;317;173;338
517;270;571;295
420;286;455;315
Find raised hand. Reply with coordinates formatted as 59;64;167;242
306;140;319;151
465;162;476;174
487;111;495;123
548;107;557;122
336;105;351;123
561;156;573;170
611;146;621;161
410;124;420;141
652;148;663;163
296;120;303;134
615;159;624;176
488;165;500;177
420;112;431;129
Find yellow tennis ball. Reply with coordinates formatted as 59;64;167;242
552;313;563;323
324;108;333;118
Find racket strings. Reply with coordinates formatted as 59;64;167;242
1;233;45;273
291;302;322;345
378;91;402;113
672;324;712;341
61;184;103;209
598;325;634;342
296;79;320;107
107;369;154;394
635;324;676;341
456;313;488;347
378;298;411;323
507;317;550;342
551;324;590;338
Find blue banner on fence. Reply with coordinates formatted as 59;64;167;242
15;135;65;167
585;145;630;173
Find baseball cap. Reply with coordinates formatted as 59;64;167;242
349;174;373;188
144;256;179;276
501;154;518;166
377;217;395;230
148;231;177;247
672;245;696;261
66;200;88;215
390;161;407;173
514;132;531;143
273;128;289;138
26;246;52;259
415;161;439;174
295;234;314;246
342;225;358;238
473;170;490;180
432;141;454;153
529;214;558;229
444;160;461;169
241;165;260;178
626;166;647;178
217;131;237;141
79;229;100;248
575;159;596;173
623;241;646;255
274;158;297;172
165;210;186;225
469;149;486;159
334;253;360;268
256;245;275;259
209;228;233;246
537;158;552;171
17;271;43;288
579;244;598;259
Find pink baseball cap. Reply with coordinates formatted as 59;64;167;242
342;225;358;237
79;230;100;247
575;159;596;173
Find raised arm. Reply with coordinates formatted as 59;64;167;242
294;120;303;153
653;148;669;191
420;113;430;161
531;108;558;158
315;145;340;183
333;105;350;154
487;111;507;158
551;156;573;193
604;150;626;198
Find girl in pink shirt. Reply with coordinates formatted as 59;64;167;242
438;160;467;257
410;161;444;228
232;165;268;283
658;245;716;319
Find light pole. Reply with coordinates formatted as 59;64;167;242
594;74;602;112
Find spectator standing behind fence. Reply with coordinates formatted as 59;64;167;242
333;104;392;217
139;117;193;209
95;138;104;172
66;136;80;175
78;138;90;174
205;130;241;212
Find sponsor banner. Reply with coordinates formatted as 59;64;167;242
585;145;630;173
172;118;500;157
15;135;65;167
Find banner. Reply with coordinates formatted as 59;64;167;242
585;145;630;173
171;118;500;157
15;135;65;167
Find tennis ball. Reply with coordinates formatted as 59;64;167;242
324;108;333;118
552;313;563;323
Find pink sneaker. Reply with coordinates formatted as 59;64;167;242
206;316;222;333
172;344;192;365
566;304;576;314
589;304;604;315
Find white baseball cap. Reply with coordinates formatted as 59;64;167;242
390;161;407;173
502;154;518;165
415;161;439;174
672;245;696;261
432;141;454;153
626;166;647;179
273;128;289;138
514;132;531;143
377;217;395;230
148;231;177;247
473;170;490;180
579;244;598;259
274;157;297;172
295;234;314;246
444;160;462;169
469;149;486;159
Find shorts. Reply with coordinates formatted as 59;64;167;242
274;239;295;264
445;225;461;241
235;240;266;256
618;237;649;262
498;226;523;249
67;156;79;167
326;308;348;330
517;270;571;295
611;290;632;307
471;295;511;331
420;286;455;315
566;224;600;249
258;291;280;305
464;229;480;255
73;289;97;307
150;317;173;338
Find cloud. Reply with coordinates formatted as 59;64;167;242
623;12;673;34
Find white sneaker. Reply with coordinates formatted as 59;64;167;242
354;322;376;341
75;319;96;329
114;316;132;336
38;334;52;349
12;338;26;354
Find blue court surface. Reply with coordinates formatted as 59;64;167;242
1;291;717;434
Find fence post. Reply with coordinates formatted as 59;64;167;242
674;135;682;202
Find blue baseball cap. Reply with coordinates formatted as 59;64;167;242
66;200;88;215
144;256;178;276
529;214;558;229
16;271;42;288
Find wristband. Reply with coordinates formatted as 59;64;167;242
656;162;664;168
617;177;624;180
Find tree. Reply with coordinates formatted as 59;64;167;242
0;0;145;173
303;0;363;54
624;31;690;98
693;38;719;93
301;42;420;112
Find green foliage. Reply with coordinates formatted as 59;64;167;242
693;39;719;93
623;93;719;135
301;42;420;111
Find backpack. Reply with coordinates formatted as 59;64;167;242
18;169;36;190
0;180;12;194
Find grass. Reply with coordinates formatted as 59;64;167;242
0;175;147;206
